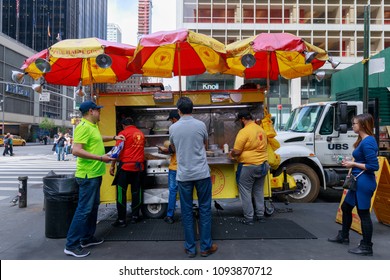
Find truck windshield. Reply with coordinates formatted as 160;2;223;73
283;105;324;132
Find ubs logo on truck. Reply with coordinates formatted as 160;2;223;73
328;143;349;150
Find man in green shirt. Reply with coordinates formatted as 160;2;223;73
64;100;125;258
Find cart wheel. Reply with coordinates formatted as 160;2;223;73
141;203;168;219
264;200;275;217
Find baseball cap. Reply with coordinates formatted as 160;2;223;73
121;117;134;126
79;100;103;114
167;110;180;120
236;111;252;121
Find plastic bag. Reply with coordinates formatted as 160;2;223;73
261;118;277;138
267;145;281;170
268;137;280;151
107;141;124;159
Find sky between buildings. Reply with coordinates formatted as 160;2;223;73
108;0;177;45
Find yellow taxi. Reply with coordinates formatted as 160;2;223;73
0;135;27;146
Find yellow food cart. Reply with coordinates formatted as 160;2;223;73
97;87;295;218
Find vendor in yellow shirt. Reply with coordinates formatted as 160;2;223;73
157;110;181;224
230;111;269;226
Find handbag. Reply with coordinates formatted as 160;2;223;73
343;170;364;191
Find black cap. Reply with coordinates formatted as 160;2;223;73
79;100;103;114
121;117;134;126
236;111;252;121
167;110;180;120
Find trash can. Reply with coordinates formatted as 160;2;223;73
43;174;79;238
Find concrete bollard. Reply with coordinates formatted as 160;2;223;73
18;176;28;208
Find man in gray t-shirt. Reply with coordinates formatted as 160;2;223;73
170;115;209;181
169;97;217;258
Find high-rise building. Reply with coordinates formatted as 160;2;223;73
138;0;152;38
0;0;108;140
176;0;390;125
107;0;154;93
107;23;122;43
1;0;107;52
77;0;107;39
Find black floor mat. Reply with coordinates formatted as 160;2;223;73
97;216;316;241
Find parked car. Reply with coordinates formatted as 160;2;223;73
0;135;26;146
0;135;5;146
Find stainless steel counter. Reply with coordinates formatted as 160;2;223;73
207;155;236;165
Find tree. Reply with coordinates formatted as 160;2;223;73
39;116;56;134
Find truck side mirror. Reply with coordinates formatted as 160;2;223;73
335;102;348;134
338;102;348;123
338;124;348;134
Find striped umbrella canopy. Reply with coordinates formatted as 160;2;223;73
128;28;228;91
22;37;136;86
224;32;328;80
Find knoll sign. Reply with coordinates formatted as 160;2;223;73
202;83;219;90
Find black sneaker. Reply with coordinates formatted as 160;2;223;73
111;220;127;228
130;216;141;224
81;237;104;248
184;249;196;258
64;246;90;258
164;216;175;224
256;216;266;223
240;218;254;226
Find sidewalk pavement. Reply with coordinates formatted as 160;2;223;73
1;144;389;260
1;181;389;260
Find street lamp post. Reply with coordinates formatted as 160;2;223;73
1;98;4;135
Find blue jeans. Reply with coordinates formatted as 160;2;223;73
178;177;212;254
65;176;102;249
57;146;65;161
166;170;178;217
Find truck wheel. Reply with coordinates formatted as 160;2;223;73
264;200;275;217
286;163;320;203
141;203;168;219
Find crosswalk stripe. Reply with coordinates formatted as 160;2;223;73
0;181;43;184
0;160;76;201
0;187;17;191
0;150;80;202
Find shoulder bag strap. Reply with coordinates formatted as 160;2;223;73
354;170;365;179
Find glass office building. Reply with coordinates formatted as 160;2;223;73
0;0;108;139
176;0;390;127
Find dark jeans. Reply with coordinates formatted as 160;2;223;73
166;170;178;217
65;176;102;249
3;145;9;156
178;177;213;254
115;169;142;220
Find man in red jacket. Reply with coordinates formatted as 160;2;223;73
110;117;145;227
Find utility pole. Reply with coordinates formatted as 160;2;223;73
363;5;370;114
